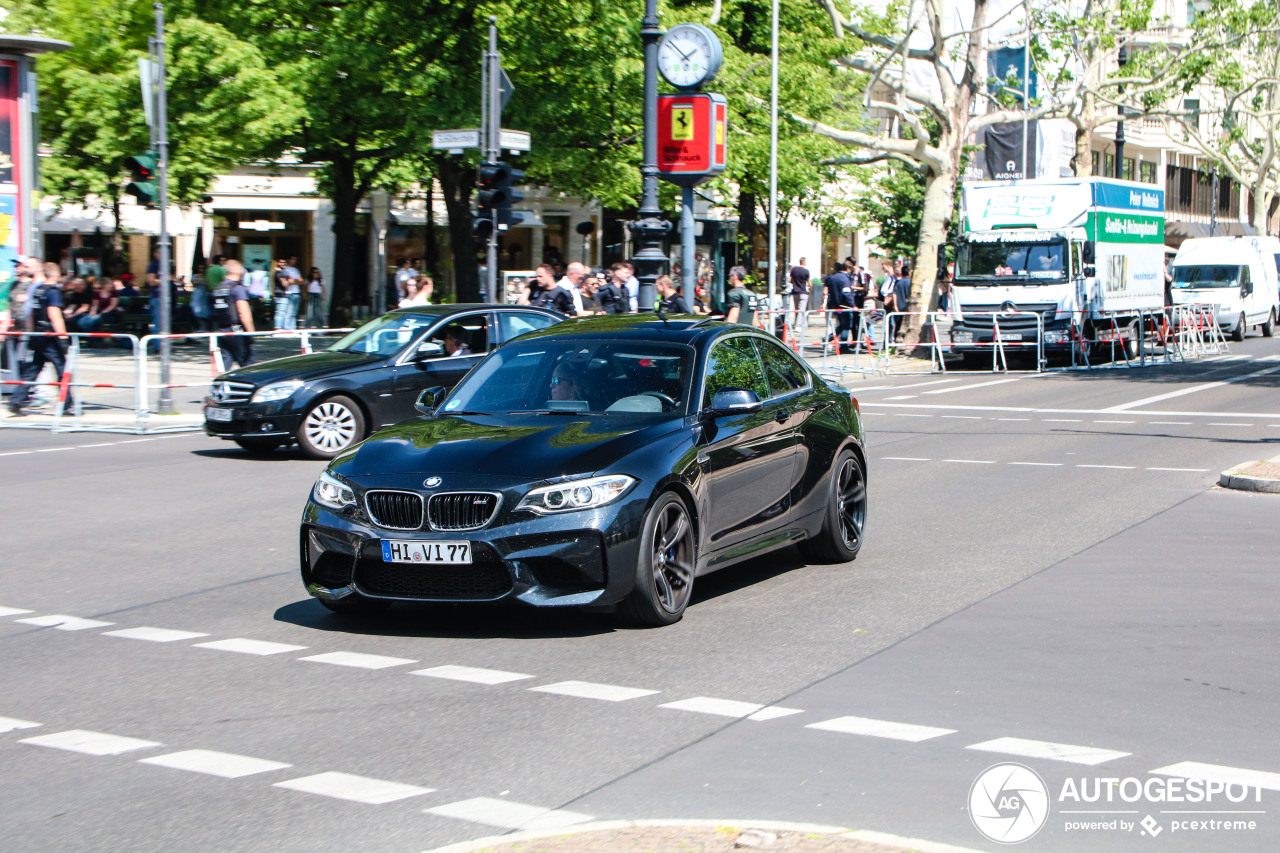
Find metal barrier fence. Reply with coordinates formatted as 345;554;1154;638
1;328;348;434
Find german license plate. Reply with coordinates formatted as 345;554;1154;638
206;406;233;422
997;332;1023;341
381;540;472;565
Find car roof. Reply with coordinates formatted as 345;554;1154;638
509;312;764;347
386;303;562;319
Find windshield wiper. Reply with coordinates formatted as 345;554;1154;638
507;409;600;416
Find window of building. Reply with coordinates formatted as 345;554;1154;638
1104;153;1116;178
1140;162;1157;184
1123;158;1135;181
1184;99;1201;136
1092;151;1101;176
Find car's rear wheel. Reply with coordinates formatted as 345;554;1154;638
620;491;695;627
1261;309;1275;338
318;593;389;616
233;436;286;454
799;449;867;564
297;395;365;459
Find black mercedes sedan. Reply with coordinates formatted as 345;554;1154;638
299;314;867;625
204;304;563;458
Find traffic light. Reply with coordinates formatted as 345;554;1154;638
474;161;525;238
125;151;158;205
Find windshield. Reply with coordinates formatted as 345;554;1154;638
956;239;1067;283
442;339;694;418
327;312;437;356
1172;265;1242;289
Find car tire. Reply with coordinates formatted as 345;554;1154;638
799;449;867;565
1232;313;1247;342
1261;309;1275;338
297;395;365;459
233;436;287;454
318;593;390;616
619;491;696;627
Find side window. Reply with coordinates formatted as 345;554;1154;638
702;336;769;408
1241;266;1251;288
423;313;489;359
756;338;810;398
499;311;557;343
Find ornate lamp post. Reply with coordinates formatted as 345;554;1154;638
629;0;670;311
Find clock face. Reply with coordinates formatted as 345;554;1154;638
658;24;722;90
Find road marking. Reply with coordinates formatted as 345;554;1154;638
659;697;765;718
941;415;982;419
893;413;932;417
425;797;593;830
15;614;114;631
1093;420;1135;424
35;447;73;453
966;737;1130;766
1151;761;1280;792
1104;363;1280;412
194;638;309;656
529;681;659;702
1077;464;1135;470
103;627;210;643
410;664;534;685
300;651;418;670
1150;421;1192;425
997;418;1031;421
274;771;434;804
1147;467;1210;472
0;716;41;733
1209;422;1253;427
1043;418;1082;422
862;402;1280;418
139;749;292;778
943;459;996;464
806;715;956;742
0;606;34;618
924;377;1025;395
864;378;965;391
21;729;162;756
1009;462;1063;467
886;395;917;400
747;706;805;721
881;457;929;462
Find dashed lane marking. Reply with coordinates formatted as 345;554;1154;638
20;730;162;756
194;638;309;656
659;697;762;718
425;797;594;830
274;771;435;804
410;665;534;685
748;706;806;722
892;413;932;417
0;433;203;458
997;418;1031;421
882;457;930;462
15;614;115;631
1043;418;1082;422
1093;420;1134;424
0;716;40;733
806;715;957;743
923;377;1025;395
1150;421;1192;425
1151;761;1280;793
103;627;210;643
941;415;982;419
886;395;916;400
966;736;1131;766
138;749;292;778
1148;467;1210;472
299;651;418;670
1209;422;1254;427
1077;464;1135;470
1009;462;1064;467
529;681;660;702
943;459;996;464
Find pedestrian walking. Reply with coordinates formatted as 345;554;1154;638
599;263;630;314
305;267;325;328
655;274;690;314
212;258;255;371
890;263;912;343
8;257;73;416
724;266;757;326
824;263;855;350
789;257;811;334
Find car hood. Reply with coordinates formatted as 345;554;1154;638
332;414;685;482
221;350;385;385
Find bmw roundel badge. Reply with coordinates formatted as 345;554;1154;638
424;477;442;488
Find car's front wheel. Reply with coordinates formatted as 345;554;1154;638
1261;309;1275;338
620;491;696;627
799;449;867;564
1232;312;1247;342
297;395;365;459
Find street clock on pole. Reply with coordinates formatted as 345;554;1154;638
657;23;723;91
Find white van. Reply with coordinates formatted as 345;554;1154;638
1170;236;1280;340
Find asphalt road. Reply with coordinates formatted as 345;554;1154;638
2;337;1280;852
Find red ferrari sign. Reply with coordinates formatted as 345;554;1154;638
657;92;727;187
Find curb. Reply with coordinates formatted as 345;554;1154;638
420;818;990;853
1218;454;1280;493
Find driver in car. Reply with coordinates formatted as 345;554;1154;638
550;361;588;403
443;327;471;357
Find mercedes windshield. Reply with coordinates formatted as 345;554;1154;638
956;237;1068;284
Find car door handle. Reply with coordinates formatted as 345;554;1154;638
774;408;792;424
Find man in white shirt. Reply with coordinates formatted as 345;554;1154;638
557;262;594;316
624;262;640;312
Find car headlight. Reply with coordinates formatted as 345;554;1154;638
313;470;357;510
517;474;635;514
252;380;304;404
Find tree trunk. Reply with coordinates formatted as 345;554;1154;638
329;152;361;325
425;180;439;278
434;155;480;303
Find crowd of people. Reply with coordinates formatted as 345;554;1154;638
509;260;715;317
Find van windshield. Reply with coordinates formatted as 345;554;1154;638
1172;265;1241;289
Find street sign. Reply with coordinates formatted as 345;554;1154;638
499;68;515;111
432;129;481;150
499;129;531;152
656;92;728;187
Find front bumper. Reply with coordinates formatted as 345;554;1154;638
949;318;1070;352
204;399;303;439
300;491;646;608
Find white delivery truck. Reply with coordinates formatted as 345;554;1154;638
1169;236;1279;341
950;178;1166;363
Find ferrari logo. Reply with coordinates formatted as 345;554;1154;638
670;106;694;141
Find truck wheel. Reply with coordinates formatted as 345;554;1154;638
1262;310;1275;338
1232;313;1247;342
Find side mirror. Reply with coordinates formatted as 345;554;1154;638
414;341;444;360
415;386;446;415
1083;265;1096;278
703;388;763;419
1081;241;1096;264
1242;281;1253;297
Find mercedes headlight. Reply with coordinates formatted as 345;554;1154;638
313;470;357;510
252;380;303;403
517;475;635;514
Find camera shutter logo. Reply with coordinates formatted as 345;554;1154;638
969;762;1050;844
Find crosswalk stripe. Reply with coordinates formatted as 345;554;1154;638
15;615;115;631
299;651;418;670
0;716;41;734
410;664;533;685
0;606;35;618
193;638;309;656
966;736;1130;765
660;697;765;718
21;729;162;756
139;749;292;778
529;681;659;702
103;627;210;643
806;715;956;742
425;797;593;830
274;771;435;804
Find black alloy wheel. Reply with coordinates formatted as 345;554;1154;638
800;449;867;564
620;491;696;626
